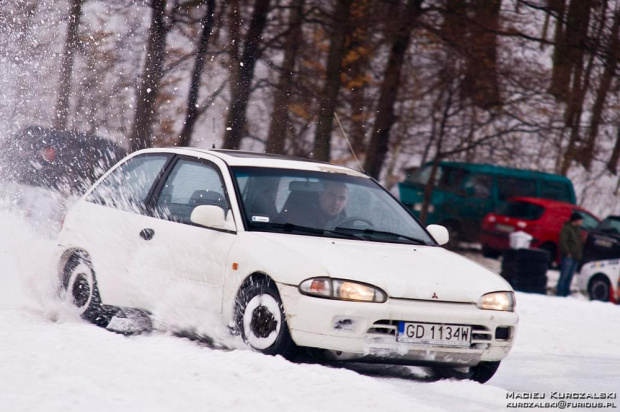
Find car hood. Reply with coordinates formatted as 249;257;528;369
248;232;511;303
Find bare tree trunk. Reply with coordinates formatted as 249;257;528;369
178;0;217;148
312;0;354;162
54;0;83;130
581;8;620;169
608;126;620;174
265;0;304;155
549;0;569;99
364;0;423;179
222;0;272;150
129;0;169;152
462;0;502;109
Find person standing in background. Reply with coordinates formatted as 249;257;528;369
556;212;584;297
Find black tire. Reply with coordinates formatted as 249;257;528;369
539;242;557;268
481;245;502;259
235;278;298;359
588;275;611;302
62;252;107;327
432;360;501;384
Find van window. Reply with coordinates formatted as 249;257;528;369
497;177;537;201
406;165;442;186
438;166;470;192
540;181;572;203
462;174;492;198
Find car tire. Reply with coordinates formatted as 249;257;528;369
588;275;611;302
235;278;298;359
481;245;502;259
432;360;501;384
62;252;107;327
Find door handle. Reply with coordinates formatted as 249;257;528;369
139;228;155;241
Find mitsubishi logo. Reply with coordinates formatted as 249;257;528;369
432;293;438;299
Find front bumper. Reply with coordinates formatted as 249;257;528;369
279;284;518;367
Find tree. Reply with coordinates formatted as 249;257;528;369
129;0;170;152
222;0;272;150
312;0;354;162
54;0;83;130
265;0;305;155
178;0;217;147
364;0;423;179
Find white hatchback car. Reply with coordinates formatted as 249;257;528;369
57;148;518;382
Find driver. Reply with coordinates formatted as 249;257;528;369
315;181;348;228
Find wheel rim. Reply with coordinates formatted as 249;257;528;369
66;262;94;314
243;294;282;350
590;280;609;301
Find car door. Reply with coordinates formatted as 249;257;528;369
125;155;237;314
65;153;172;307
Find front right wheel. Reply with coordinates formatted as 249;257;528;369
235;278;298;359
588;276;611;302
432;360;501;383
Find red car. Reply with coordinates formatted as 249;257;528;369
479;197;600;264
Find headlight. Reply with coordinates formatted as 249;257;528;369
477;291;515;312
299;277;387;303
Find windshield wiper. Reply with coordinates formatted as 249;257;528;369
333;227;428;245
250;222;360;239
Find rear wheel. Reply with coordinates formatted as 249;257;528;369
62;252;107;326
235;278;297;359
588;275;611;302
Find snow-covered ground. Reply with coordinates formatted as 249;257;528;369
0;204;619;412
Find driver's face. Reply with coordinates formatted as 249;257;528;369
319;183;348;217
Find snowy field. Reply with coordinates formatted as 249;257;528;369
0;203;619;412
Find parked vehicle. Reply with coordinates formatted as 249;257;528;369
0;125;126;194
56;148;518;383
479;197;599;263
577;258;620;303
581;216;620;268
398;162;576;247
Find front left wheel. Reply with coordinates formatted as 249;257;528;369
588;275;611;302
235;278;298;359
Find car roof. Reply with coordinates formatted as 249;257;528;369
509;197;595;213
139;147;368;177
429;161;570;182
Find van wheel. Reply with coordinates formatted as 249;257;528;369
442;221;461;250
588;275;611;302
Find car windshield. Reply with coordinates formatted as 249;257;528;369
596;217;620;236
232;166;435;245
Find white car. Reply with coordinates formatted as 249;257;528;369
57;148;518;383
577;259;620;303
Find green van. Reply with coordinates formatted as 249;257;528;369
398;162;576;245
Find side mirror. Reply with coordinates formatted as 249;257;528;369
427;224;449;246
190;205;226;229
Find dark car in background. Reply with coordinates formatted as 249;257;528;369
0;126;126;234
581;216;620;267
479;197;599;264
0;126;126;194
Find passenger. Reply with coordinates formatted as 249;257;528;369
279;181;348;229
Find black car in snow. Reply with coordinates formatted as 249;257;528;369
581;216;620;267
0;126;126;194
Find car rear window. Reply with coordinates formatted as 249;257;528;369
497;201;545;220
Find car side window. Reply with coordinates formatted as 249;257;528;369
87;154;169;213
574;211;599;231
155;159;229;225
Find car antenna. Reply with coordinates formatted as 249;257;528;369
335;112;364;173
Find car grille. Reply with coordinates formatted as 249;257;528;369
367;320;493;344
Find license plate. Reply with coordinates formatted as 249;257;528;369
397;322;471;346
495;223;514;232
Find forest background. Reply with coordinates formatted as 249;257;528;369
2;0;620;216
